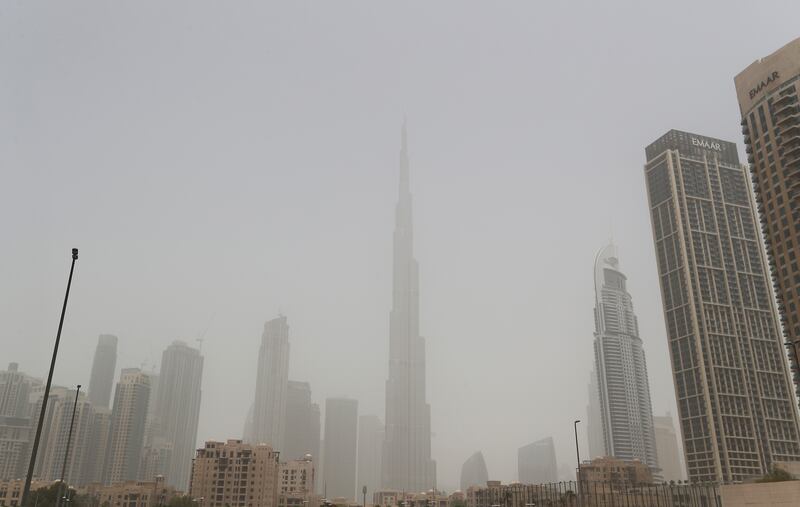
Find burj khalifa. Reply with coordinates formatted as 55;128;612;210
382;122;436;493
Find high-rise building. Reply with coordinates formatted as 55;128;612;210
38;388;94;486
734;38;800;404
190;439;280;507
150;340;203;491
382;122;436;493
517;438;557;485
0;363;40;418
0;416;30;480
105;368;151;484
460;451;488;492
29;386;70;478
88;335;118;409
82;407;111;485
654;413;685;482
252;316;290;450
283;381;321;462
357;415;383;497
644;129;800;482
591;244;659;476
586;372;605;460
322;398;357;501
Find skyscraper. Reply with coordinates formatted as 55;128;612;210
734;38;800;404
459;451;488;492
654;414;685;483
105;368;151;484
83;407;111;485
322;398;358;501
357;415;383;497
382;122;436;493
591;244;659;476
0;416;30;480
644;129;800;482
38;388;94;486
88;335;118;409
252;316;290;450
586;371;605;460
518;438;557;485
148;340;203;491
283;381;321;462
0;363;39;418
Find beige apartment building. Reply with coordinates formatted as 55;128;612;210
190;439;280;507
0;480;55;507
735;38;800;405
278;454;318;507
82;476;180;507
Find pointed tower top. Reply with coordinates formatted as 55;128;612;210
399;119;410;195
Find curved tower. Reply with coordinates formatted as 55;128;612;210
592;244;659;477
382;122;436;492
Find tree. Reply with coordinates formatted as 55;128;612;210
167;496;198;507
22;483;88;507
756;468;795;483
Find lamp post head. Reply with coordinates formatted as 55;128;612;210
71;248;78;260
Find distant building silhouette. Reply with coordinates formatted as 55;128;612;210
88;335;118;409
357;415;383;498
105;368;151;484
283;381;321;462
150;340;203;491
0;363;40;418
0;416;30;480
591;244;659;478
460;451;488;492
518;438;557;484
653;413;684;482
252;316;290;451
323;398;358;501
38;388;94;485
382;122;436;493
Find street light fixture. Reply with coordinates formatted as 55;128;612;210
573;420;581;507
22;248;79;507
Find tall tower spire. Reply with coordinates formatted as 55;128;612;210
383;122;436;493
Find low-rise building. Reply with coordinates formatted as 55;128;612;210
189;439;280;507
0;480;57;507
578;457;652;487
82;476;180;507
279;455;319;507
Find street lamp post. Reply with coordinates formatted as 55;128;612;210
56;385;82;507
573;420;582;507
22;248;79;507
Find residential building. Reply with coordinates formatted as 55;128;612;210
278;454;319;507
0;480;56;507
323;398;358;501
518;437;557;484
88;335;118;409
82;475;180;507
38;388;94;485
734;38;800;405
150;340;203;491
644;129;800;481
653;413;685;482
0;417;30;480
105;369;151;484
252;316;290;451
283;381;321;462
586;372;605;460
189;439;280;507
579;457;653;487
356;415;382;498
460;451;488;492
82;407;111;485
0;363;39;418
591;244;660;477
382;122;436;493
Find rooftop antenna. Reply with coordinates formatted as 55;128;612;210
196;314;215;352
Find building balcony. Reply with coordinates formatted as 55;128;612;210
776;112;800;127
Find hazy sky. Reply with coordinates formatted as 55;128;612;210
3;0;799;492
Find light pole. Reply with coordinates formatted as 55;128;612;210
573;420;581;507
22;248;79;507
362;486;367;507
56;385;82;507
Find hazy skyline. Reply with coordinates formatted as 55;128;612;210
3;1;800;492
